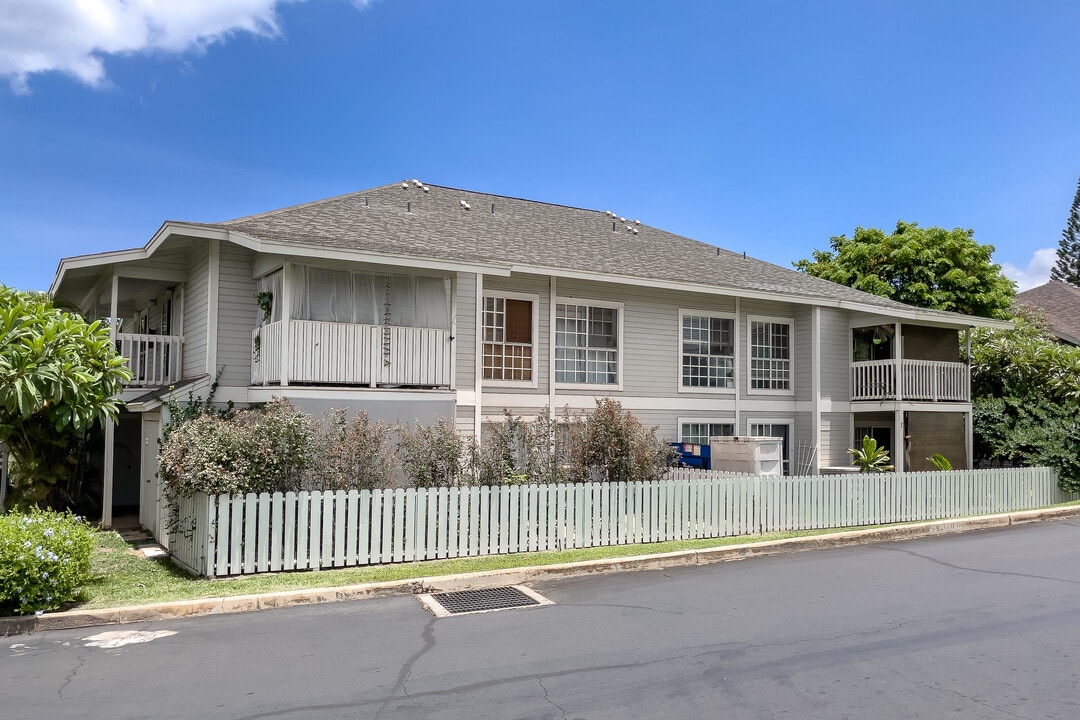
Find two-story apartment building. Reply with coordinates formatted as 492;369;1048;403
49;182;1010;531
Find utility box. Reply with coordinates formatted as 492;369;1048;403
710;436;784;476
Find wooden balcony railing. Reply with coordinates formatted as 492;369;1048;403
851;359;968;402
252;320;452;388
117;332;183;387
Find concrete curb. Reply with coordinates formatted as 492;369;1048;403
4;505;1079;637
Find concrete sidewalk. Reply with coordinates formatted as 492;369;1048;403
4;505;1078;637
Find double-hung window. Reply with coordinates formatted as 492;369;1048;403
555;302;620;385
680;312;734;390
749;317;792;392
483;295;536;383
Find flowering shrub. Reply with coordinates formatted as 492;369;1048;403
0;509;94;616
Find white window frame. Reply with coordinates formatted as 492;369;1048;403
481;290;540;388
747;417;794;476
747;315;794;395
554;298;624;391
677;309;737;394
677;418;737;445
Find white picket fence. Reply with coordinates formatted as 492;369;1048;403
168;467;1073;577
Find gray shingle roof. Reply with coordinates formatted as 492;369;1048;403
1015;281;1080;345
214;182;978;322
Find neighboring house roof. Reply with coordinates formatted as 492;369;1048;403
51;181;1011;328
1015;281;1080;345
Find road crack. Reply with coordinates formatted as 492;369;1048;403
537;676;568;720
866;659;1035;720
875;545;1080;585
374;615;435;717
57;649;88;698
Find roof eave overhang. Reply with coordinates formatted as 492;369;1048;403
225;232;512;276
50;222;513;297
509;262;1013;329
49;222;232;296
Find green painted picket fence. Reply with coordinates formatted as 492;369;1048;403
168;467;1073;577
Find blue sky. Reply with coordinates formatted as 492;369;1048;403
2;0;1077;293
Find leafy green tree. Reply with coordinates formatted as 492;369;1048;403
970;307;1080;491
794;221;1015;318
0;285;131;509
1051;176;1080;287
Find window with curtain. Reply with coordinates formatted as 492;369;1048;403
285;265;450;329
255;270;284;326
483;296;534;381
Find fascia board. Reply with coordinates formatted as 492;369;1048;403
224;230;512;276
49;222;231;295
508;262;1013;330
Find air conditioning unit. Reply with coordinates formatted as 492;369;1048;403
709;436;783;476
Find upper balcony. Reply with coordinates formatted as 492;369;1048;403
851;358;968;402
249;264;454;389
251;320;451;387
850;322;969;403
117;332;184;388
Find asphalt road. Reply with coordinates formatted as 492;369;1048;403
4;519;1080;720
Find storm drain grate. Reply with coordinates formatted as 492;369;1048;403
421;585;552;617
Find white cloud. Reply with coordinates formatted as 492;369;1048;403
0;1;296;93
1002;247;1056;292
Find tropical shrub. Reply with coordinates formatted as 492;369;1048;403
848;435;894;473
396;416;466;488
0;285;131;510
0;509;94;616
309;409;393;490
158;398;313;498
470;409;568;486
565;399;677;483
927;454;953;471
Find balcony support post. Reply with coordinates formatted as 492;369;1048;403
279;263;291;387
893;320;903;402
894;407;905;473
103;273;119;529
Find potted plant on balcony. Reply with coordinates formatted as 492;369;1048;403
253;291;274;362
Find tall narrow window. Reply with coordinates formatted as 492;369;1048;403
750;319;791;391
483;297;533;381
681;313;734;389
555;303;619;384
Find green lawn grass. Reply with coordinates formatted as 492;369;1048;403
78;524;885;610
63;497;1080;612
